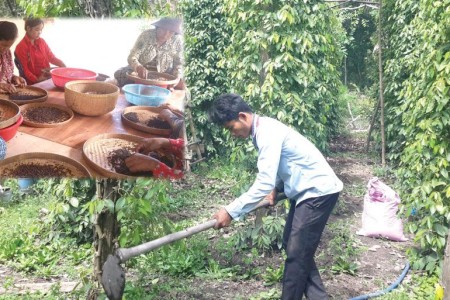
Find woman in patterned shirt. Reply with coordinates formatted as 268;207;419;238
114;17;184;88
0;21;26;93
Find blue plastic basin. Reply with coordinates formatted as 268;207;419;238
122;84;171;106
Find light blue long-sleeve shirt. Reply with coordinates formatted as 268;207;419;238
225;115;343;220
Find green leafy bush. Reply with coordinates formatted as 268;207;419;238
222;0;346;152
182;0;346;158
232;214;285;253
181;0;232;155
383;0;450;273
117;178;175;248
43;179;97;243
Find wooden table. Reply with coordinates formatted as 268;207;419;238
5;79;185;177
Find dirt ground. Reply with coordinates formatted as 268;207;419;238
0;133;414;299
324;135;414;299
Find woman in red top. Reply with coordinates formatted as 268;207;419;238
0;21;26;93
15;18;66;84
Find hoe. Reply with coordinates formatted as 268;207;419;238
101;194;286;300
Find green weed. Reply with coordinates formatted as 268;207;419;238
262;265;284;286
326;220;363;276
231;214;285;253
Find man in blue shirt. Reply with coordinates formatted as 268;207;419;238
209;93;343;300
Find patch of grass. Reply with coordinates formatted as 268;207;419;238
343;182;367;198
262;263;284;286
324;220;365;276
0;186;93;283
249;288;281;300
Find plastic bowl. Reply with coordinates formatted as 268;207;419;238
122;84;171;106
65;80;120;116
50;67;98;89
0;114;23;141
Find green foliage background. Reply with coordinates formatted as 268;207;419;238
181;0;232;154
183;0;346;156
383;0;450;273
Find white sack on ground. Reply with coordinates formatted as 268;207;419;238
357;177;408;242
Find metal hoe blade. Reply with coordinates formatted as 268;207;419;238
101;254;125;300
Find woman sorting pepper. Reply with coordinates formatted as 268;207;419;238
114;17;184;88
0;21;26;93
15;17;66;85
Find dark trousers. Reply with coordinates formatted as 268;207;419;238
281;192;339;300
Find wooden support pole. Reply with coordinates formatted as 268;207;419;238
377;0;386;167
443;229;450;300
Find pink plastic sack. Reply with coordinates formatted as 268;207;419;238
357;177;408;241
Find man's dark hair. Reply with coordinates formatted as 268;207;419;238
24;18;44;30
209;93;253;125
0;21;18;41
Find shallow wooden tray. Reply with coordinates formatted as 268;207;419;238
20;103;74;128
83;133;148;179
126;71;179;87
0;86;48;105
121;106;172;136
0;152;91;178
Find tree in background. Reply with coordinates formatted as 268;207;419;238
1;0;20;16
13;0;162;17
339;6;377;89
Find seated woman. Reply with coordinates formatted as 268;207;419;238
15;18;66;85
114;17;184;88
0;21;26;93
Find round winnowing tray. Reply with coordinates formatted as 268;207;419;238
20;103;74;127
125;71;179;87
0;152;91;178
0;99;20;129
0;86;48;105
121;106;172;136
83;133;147;179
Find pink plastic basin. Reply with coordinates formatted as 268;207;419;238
0;114;23;141
50;67;98;89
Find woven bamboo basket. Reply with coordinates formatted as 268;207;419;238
64;80;119;116
121;106;172;136
83;133;146;179
20;103;74;128
0;152;91;178
0;86;48;105
0;99;20;129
